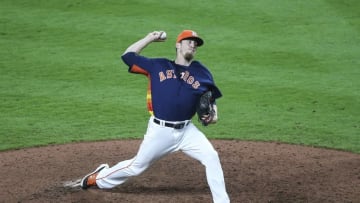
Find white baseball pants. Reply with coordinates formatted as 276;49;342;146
96;116;230;203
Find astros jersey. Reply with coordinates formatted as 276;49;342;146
121;52;222;121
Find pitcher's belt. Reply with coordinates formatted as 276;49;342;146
153;118;190;129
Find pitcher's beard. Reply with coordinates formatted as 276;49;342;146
184;53;194;62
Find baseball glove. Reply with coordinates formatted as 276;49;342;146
196;91;215;126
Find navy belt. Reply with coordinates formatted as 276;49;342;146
153;118;189;129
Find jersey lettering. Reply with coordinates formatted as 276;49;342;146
192;81;200;89
159;72;166;82
166;70;176;79
187;76;194;84
182;71;190;81
159;69;200;89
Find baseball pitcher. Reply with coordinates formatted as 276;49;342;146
80;30;230;203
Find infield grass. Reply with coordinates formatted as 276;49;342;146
1;0;359;152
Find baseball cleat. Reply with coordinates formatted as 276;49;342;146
63;179;82;188
80;164;109;189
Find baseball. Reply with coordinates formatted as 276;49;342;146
159;31;167;40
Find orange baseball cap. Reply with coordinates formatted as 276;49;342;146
176;30;204;46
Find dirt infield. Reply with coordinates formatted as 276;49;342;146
1;140;359;203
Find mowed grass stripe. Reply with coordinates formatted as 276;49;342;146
0;0;359;152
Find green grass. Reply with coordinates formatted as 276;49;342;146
1;0;359;153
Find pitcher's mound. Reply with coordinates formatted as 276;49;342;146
1;140;359;202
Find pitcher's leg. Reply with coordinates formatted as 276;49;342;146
181;124;230;203
96;120;177;189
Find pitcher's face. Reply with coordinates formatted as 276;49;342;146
177;39;198;61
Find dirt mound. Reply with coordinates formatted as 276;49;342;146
1;140;359;202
